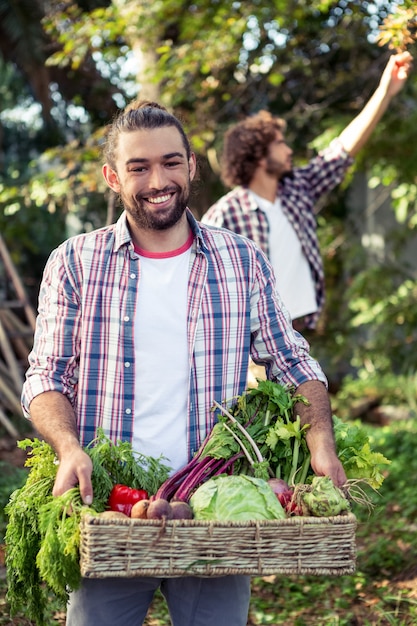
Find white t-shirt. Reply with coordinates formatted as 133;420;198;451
132;234;192;474
250;192;317;320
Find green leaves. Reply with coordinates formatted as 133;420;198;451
86;428;171;500
332;415;391;489
5;430;171;624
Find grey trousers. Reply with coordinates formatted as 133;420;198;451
66;575;251;626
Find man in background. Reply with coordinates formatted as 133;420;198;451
202;51;412;331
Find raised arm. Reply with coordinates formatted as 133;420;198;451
338;51;413;157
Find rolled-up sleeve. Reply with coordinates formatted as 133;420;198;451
249;247;328;388
21;246;81;417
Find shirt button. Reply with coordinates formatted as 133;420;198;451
130;273;136;279
124;362;130;368
125;408;132;415
124;316;130;322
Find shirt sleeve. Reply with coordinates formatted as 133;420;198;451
21;244;82;417
295;139;354;205
249;248;328;388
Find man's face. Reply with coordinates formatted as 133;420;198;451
104;126;196;232
264;130;293;179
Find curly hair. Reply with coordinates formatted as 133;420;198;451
220;111;286;187
103;99;191;170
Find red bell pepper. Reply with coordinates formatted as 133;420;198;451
108;484;149;516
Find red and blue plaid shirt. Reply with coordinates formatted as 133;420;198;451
202;140;353;328
22;210;327;459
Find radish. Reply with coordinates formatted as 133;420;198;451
268;478;291;497
268;478;297;513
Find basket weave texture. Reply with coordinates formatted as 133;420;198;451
79;512;357;578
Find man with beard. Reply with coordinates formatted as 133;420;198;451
22;100;346;626
202;51;412;332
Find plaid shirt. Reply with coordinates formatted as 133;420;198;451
202;140;353;328
22;210;326;459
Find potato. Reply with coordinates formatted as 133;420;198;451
130;499;150;519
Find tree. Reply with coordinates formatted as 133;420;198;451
1;0;416;380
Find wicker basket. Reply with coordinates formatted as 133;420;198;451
79;512;357;578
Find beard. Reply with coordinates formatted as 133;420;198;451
265;155;292;180
120;182;190;231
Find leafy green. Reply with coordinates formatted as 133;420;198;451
190;475;286;521
212;383;390;490
211;380;312;484
5;430;171;625
332;415;391;489
299;476;351;517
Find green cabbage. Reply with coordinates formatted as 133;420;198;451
189;474;286;521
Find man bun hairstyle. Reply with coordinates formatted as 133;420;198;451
103;99;191;170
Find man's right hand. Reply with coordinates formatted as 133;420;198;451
53;446;94;505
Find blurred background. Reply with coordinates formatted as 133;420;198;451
1;1;417;411
1;2;417;624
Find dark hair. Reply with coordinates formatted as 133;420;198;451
103;100;192;170
220;111;286;187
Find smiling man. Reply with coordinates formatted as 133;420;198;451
22;100;347;626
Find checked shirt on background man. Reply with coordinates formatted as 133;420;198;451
203;139;353;329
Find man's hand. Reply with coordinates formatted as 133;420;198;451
53;446;93;505
294;381;347;487
29;391;94;504
380;51;413;98
310;445;347;488
339;50;412;156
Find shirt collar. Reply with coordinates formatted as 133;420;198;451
114;212;133;252
113;209;206;253
236;186;264;212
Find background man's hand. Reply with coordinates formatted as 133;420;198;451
381;50;413;97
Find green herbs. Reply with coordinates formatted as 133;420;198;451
212;380;312;485
157;381;391;505
332;415;391;489
5;430;171;625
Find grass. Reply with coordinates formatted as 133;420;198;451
1;413;417;625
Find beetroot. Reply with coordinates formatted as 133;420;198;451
268;478;291;496
146;498;173;520
170;501;193;519
268;478;295;512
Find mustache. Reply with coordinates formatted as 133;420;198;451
134;185;179;201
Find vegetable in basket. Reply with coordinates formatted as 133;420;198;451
190;474;286;521
108;484;149;516
294;475;351;517
156;381;390;507
5;430;170;625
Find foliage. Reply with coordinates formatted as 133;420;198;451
332;371;417;421
4;431;170;625
1;1;417;391
0;463;27;543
